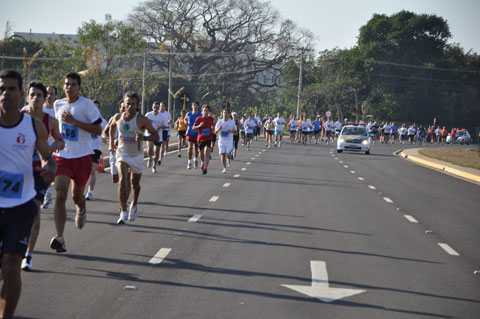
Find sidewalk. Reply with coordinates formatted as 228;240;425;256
398;148;480;184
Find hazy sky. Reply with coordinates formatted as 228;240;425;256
2;0;479;53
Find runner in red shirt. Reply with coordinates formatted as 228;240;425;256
192;104;215;174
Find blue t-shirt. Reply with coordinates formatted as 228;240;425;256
312;120;322;131
186;111;202;136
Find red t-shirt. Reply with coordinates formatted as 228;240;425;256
194;116;215;142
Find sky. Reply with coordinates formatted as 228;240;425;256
1;0;479;54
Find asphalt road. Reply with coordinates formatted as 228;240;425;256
17;139;480;319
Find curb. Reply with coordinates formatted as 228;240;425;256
398;151;480;184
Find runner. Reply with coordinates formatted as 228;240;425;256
20;81;64;271
40;86;57;209
185;101;201;169
334;119;342;141
239;114;246;146
102;103;124;184
209;111;217;155
324;118;334;144
407;124;416;144
175;110;187;157
192;104;215;174
383;122;392;144
253;112;261;140
399;124;408;144
273;112;286;147
158;101;171;163
441;126;448;145
109;91;158;224
300;117;312;145
85;99;107;200
231;112;240;157
145;102;164;173
215;109;237;173
435;126;442;144
312;115;322;144
0;69;56;319
264;116;275;148
288;114;298;144
296;114;304;142
244;114;256;151
50;73;102;253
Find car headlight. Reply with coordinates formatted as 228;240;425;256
338;138;344;143
362;139;368;145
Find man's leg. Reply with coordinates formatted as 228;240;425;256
130;173;142;206
117;162;130;212
53;175;71;237
24;200;41;258
0;254;23;319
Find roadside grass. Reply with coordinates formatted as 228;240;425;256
419;148;480;170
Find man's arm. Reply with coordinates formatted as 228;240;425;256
138;115;159;142
34;118;56;184
48;117;65;153
109;115;120;152
62;111;102;135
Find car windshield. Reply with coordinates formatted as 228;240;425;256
457;131;465;136
342;127;367;136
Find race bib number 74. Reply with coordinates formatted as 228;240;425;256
0;171;24;199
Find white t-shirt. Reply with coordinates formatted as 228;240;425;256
43;105;56;118
288;119;298;131
300;120;310;131
324;121;334;132
399;127;408;135
334;121;342;131
383;124;392;133
239;119;245;132
54;96;101;159
215;119;236;145
145;111;164;141
273;117;285;131
244;119;256;134
91;117;107;151
407;127;416;135
159;111;172;135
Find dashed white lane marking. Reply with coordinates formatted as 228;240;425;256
368;185;376;190
358;177;365;181
251;157;255;160
234;174;240;178
263;149;266;151
255;154;259;157
258;152;262;154
246;162;251;165
438;243;460;256
188;215;202;223
404;215;418;223
383;197;393;203
209;196;219;202
334;157;339;160
149;248;172;264
339;161;343;164
223;183;231;188
350;170;356;174
241;168;246;171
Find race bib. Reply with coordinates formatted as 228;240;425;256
221;131;229;138
61;123;79;141
201;128;210;136
0;171;24;199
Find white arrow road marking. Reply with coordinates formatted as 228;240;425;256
188;215;202;223
149;248;172;264
282;261;366;303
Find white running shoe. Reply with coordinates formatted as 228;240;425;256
152;167;157;173
85;190;93;201
164;152;167;156
50;236;66;253
21;255;33;271
222;168;227;174
228;160;232;168
193;159;198;169
117;211;128;224
147;158;152;168
128;203;138;222
187;163;192;169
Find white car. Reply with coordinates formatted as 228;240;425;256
337;125;371;154
446;130;471;145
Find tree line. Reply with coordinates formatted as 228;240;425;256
1;3;478;131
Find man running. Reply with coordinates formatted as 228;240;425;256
50;73;102;253
185;101;201;169
288;114;298;144
41;86;57;209
264;116;275;148
145;102;164;173
158;101;171;163
175;110;187;157
192;104;215;174
85;99;107;200
231;112;240;157
312;115;322;144
21;81;64;271
244;114;256;151
109;92;158;224
215;109;237;173
0;69;56;319
273;112;286;147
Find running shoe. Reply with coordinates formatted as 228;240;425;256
152;167;157;173
117;211;128;224
129;203;138;222
222;168;226;174
158;159;162;165
42;190;52;209
50;236;66;253
178;153;181;157
85;190;93;201
21;255;33;271
147;158;152;168
202;167;208;175
75;210;87;229
228;160;232;168
164;152;167;157
187;162;192;169
194;159;198;169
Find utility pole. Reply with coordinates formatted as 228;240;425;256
296;48;309;119
141;51;146;114
167;52;173;115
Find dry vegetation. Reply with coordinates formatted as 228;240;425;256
419;148;480;170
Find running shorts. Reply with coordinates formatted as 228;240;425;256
116;153;144;174
55;155;93;187
0;199;37;256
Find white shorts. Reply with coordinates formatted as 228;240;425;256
116;153;144;174
109;151;118;176
218;143;234;155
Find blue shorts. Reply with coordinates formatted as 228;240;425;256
0;199;37;258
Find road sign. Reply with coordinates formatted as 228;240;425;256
326;110;332;118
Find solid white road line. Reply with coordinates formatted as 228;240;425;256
383;197;393;203
209;196;219;202
404;215;418;223
223;183;231;188
438;243;460;256
188;215;202;223
149;248;172;264
358;177;365;181
368;185;376;190
234;174;240;178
